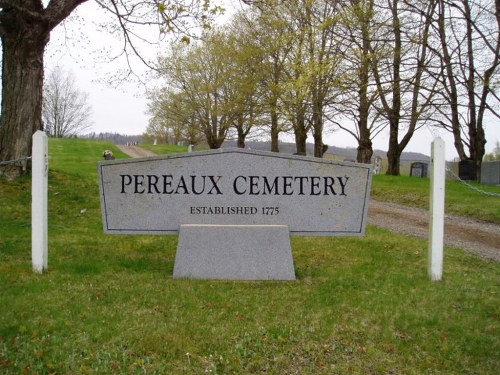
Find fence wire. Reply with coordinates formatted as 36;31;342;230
445;165;500;197
0;156;31;166
423;124;500;197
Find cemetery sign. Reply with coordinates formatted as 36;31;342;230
98;148;372;236
99;148;372;280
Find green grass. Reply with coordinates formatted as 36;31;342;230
0;138;499;374
139;143;190;155
49;138;129;177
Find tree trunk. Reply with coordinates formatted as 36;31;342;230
313;130;324;158
0;25;49;179
386;0;402;176
386;127;401;175
311;91;325;158
294;131;307;155
437;0;467;161
473;126;486;182
312;103;324;158
357;136;373;164
294;120;307;156
0;0;87;179
237;137;245;148
236;120;245;148
270;108;280;152
357;65;372;164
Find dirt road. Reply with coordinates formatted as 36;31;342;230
369;200;500;262
116;145;499;262
116;144;157;158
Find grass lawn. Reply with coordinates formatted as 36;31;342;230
139;143;189;155
0;138;498;374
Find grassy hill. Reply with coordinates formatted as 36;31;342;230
0;138;498;374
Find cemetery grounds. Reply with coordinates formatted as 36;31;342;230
0;138;499;374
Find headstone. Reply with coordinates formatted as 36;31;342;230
459;159;476;180
410;162;428;178
373;156;382;175
480;161;500;185
98;148;372;279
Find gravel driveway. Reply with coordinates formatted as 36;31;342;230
369;200;500;262
116;144;157;158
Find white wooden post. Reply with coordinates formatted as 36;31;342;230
32;131;48;273
428;137;445;281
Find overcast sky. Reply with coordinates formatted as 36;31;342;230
44;0;499;160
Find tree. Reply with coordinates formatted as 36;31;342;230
145;88;203;145
278;1;313;156
157;31;241;149
42;66;93;137
304;0;343;158
370;0;437;175
225;13;267;149
0;0;222;179
333;0;383;163
0;0;86;179
249;8;294;152
430;0;500;181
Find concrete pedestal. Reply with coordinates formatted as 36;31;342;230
173;225;295;280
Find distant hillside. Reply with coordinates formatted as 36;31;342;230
221;140;430;162
83;132;142;145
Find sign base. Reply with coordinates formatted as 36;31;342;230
173;225;295;280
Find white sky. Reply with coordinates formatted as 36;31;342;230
44;0;499;160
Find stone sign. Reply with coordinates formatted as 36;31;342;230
98;148;372;280
98;148;372;236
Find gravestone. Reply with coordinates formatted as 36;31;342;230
459;160;476;180
372;156;382;175
98;148;372;280
480;161;500;185
410;162;428;178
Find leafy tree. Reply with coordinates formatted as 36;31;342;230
0;0;222;179
303;0;344;158
42;66;93;137
277;1;313;156
225;13;267;148
144;89;179;144
157;31;241;149
247;8;294;152
146;88;202;145
333;0;383;163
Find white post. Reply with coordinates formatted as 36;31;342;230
32;131;48;273
428;137;445;281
